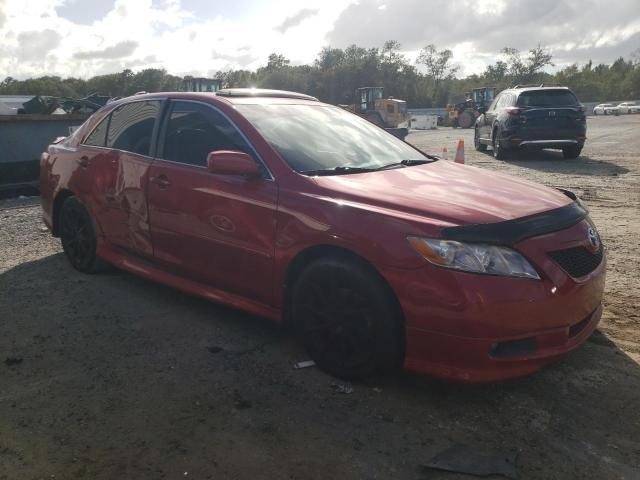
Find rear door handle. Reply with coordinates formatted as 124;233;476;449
77;156;90;168
150;175;171;188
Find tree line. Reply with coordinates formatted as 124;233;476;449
1;42;638;108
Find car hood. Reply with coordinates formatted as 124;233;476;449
310;160;573;227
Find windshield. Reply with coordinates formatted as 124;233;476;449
517;90;578;107
236;104;428;173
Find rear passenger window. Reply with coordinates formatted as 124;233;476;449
161;101;254;167
497;95;510;109
107;101;161;156
487;94;501;111
83;115;109;147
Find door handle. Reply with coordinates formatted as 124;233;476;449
77;156;90;168
150;175;171;188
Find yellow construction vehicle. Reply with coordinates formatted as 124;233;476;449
340;87;411;139
442;86;496;129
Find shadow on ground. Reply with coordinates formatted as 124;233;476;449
1;254;639;479
477;149;629;176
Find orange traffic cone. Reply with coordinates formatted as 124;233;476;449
442;146;449;160
454;138;465;164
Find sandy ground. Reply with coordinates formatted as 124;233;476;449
1;115;639;479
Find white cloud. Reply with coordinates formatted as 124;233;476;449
0;0;353;79
0;0;638;80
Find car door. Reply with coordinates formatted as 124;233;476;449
480;93;502;137
147;100;278;305
100;99;163;257
74;112;120;227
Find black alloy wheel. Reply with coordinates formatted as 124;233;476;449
292;257;403;380
60;196;103;273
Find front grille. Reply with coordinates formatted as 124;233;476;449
548;246;603;278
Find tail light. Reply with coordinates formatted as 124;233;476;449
505;106;527;115
578;104;586;112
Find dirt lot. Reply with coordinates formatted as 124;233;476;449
1;115;639;479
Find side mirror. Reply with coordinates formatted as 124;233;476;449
207;150;261;178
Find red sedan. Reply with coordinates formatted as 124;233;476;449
40;89;605;382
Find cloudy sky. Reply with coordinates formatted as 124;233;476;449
0;0;639;79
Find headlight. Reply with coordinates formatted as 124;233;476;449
407;237;540;279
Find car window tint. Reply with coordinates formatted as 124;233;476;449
517;90;578;107
497;95;510;109
83;115;109;147
161;101;254;167
488;94;501;111
107;100;161;156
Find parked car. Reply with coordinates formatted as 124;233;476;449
40;89;606;383
593;103;619;115
616;102;640;114
474;86;587;159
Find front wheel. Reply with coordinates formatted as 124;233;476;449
60;196;105;273
291;257;403;380
474;128;487;152
562;145;582;159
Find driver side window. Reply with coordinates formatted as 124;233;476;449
160;101;254;167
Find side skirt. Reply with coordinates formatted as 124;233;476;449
96;242;282;323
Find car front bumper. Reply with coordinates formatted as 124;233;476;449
402;303;602;383
380;221;606;383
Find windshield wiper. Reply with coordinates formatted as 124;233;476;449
374;159;435;171
301;165;377;176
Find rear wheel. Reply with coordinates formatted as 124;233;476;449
492;128;507;160
291;257;403;380
60;196;105;273
562;145;582;159
474;127;487;152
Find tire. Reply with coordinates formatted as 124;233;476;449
291;257;403;380
474;127;487;152
562;145;582;159
492;128;507;160
59;196;106;273
458;111;474;129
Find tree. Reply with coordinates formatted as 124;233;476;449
417;44;458;87
264;53;290;72
526;44;554;77
499;44;553;83
484;61;508;81
381;40;403;63
315;47;345;70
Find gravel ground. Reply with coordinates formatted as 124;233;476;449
1;115;639;479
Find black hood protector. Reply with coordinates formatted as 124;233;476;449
441;190;587;246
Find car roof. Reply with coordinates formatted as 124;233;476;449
503;86;572;94
106;89;323;107
217;88;318;101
